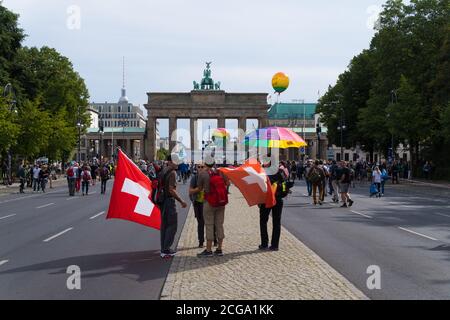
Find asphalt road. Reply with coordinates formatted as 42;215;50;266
0;180;190;300
1;176;449;300
282;179;450;300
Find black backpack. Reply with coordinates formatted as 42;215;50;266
153;168;174;207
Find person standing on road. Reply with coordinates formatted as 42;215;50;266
304;160;313;196
32;164;41;192
307;160;326;205
91;162;98;186
81;165;92;196
74;163;81;193
39;165;50;193
66;163;76;196
329;160;340;203
99;164;110;195
339;161;354;208
372;166;382;198
159;154;188;258
17;164;26;194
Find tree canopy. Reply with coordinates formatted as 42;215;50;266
317;0;450;178
0;3;89;166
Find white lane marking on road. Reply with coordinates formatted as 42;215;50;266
0;214;16;220
350;210;373;219
43;228;73;242
0;260;9;267
398;227;438;241
89;191;97;195
89;211;105;220
0;194;37;204
36;203;54;209
66;197;77;200
432;212;450;218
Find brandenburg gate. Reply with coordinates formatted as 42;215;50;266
145;63;270;162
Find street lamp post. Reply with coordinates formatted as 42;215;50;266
98;116;104;163
3;83;16;184
389;90;398;163
337;111;346;161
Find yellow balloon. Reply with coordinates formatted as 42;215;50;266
272;72;290;94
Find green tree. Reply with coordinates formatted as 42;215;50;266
0;97;20;155
12;98;52;160
0;2;25;85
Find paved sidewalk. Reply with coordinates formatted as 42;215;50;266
161;186;367;300
400;178;450;189
0;177;70;196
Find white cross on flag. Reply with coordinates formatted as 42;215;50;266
219;161;276;208
106;149;161;230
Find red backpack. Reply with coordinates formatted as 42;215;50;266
67;167;74;177
82;170;91;181
205;170;228;207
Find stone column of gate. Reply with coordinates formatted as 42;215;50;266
146;117;157;161
139;138;145;160
125;139;131;157
238;117;247;163
169;117;177;155
190;118;198;163
217;117;226;163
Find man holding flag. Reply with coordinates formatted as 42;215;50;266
219;158;288;252
158;154;188;258
106;150;187;259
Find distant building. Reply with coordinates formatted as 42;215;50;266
268;102;328;160
79;85;146;162
89;87;146;129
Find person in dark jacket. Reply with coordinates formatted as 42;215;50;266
259;162;289;251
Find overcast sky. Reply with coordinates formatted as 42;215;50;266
4;0;386;140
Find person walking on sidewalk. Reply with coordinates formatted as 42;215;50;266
259;161;289;251
189;164;207;248
339;161;354;208
307;160;326;205
159;154;188;259
81;165;92;196
193;159;229;258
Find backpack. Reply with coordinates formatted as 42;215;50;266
205;170;228;207
100;167;109;180
67;167;74;178
309;167;322;183
82;170;91;181
153;168;174;207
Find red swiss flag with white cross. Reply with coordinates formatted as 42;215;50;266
106;149;161;230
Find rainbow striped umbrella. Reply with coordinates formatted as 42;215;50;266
244;127;307;149
212;128;230;141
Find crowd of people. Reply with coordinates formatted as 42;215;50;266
14;163;61;194
64;160;114;196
